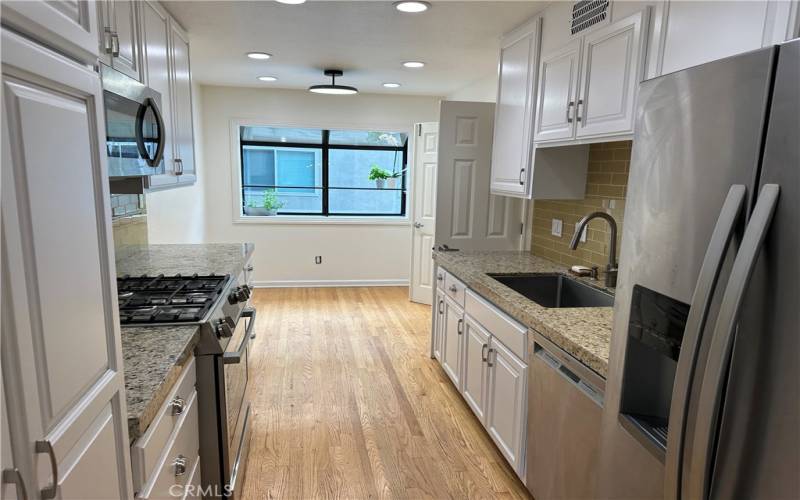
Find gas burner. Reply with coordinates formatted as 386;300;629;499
117;274;230;325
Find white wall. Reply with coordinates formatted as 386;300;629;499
146;82;207;243
199;85;441;286
446;72;498;102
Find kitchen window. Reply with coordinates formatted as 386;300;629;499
239;126;408;217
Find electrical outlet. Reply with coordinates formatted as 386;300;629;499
581;226;588;243
551;219;563;237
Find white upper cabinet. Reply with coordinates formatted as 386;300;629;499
656;0;799;76
575;10;645;138
98;0;143;81
169;19;196;184
532;39;581;143
1;28;132;499
534;10;647;145
490;18;541;197
0;0;100;63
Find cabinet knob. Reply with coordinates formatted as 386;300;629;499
448;284;458;293
436;274;444;281
170;397;186;416
173;455;188;476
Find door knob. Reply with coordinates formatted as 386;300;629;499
413;222;423;228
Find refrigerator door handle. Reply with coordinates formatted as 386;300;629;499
686;184;780;500
664;184;747;500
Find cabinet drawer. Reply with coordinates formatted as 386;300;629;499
138;390;200;499
443;270;466;307
465;290;527;360
435;267;446;290
132;356;196;492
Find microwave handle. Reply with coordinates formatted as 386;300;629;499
135;97;166;168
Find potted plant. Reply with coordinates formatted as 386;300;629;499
368;165;392;189
244;190;284;216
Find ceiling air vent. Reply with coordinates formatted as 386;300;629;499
570;0;610;35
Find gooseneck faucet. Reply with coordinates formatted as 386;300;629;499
570;211;618;288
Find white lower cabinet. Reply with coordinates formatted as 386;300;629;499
432;290;446;361
432;281;528;478
462;316;490;423
440;295;464;389
486;338;528;473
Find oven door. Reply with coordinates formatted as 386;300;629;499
222;307;255;498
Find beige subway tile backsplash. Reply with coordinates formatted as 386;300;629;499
530;140;631;269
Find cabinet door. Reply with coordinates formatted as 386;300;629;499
490;20;540;198
575;11;645;138
440;296;464;390
109;0;142;81
462;317;490;423
432;290;445;361
140;0;177;189
1;0;100;62
486;339;527;473
169;19;196;185
1;28;132;499
533;40;581;143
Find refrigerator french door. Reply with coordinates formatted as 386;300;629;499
597;39;799;499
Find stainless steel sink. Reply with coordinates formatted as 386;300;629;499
488;273;614;308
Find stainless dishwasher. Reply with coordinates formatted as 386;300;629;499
526;331;605;500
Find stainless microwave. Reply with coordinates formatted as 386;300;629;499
101;64;166;178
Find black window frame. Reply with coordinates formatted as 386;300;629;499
240;127;408;217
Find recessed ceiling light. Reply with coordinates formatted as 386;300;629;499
246;52;271;60
402;61;425;68
275;0;306;3
383;83;401;88
394;1;430;13
257;76;278;82
308;69;358;95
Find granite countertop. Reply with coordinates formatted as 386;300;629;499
116;243;255;442
433;250;614;378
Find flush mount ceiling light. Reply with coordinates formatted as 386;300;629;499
246;52;271;60
394;1;431;13
308;69;358;95
275;0;306;4
402;61;425;68
383;82;401;88
257;76;278;82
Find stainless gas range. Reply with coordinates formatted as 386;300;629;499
118;273;254;499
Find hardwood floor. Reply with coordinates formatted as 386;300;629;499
242;287;531;500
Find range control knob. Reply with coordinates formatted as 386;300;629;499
215;318;233;338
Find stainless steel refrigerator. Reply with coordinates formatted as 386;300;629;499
596;39;799;499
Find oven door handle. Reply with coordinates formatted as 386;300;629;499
223;308;256;365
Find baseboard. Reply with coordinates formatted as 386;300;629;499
253;279;409;288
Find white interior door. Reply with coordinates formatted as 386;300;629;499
410;122;439;304
435;101;523;252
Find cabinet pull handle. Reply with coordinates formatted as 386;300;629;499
246;265;254;272
170;397;186;416
436;273;444;281
567;101;574;123
457;318;463;335
110;32;120;57
448;284;458;293
519;168;525;185
103;28;114;54
35;440;58;499
438;299;444;314
487;348;495;367
2;468;29;500
577;99;584;122
481;344;488;362
174;158;183;176
173;455;188;476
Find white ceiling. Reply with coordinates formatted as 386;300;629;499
162;1;548;96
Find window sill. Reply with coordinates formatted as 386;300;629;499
233;215;411;226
